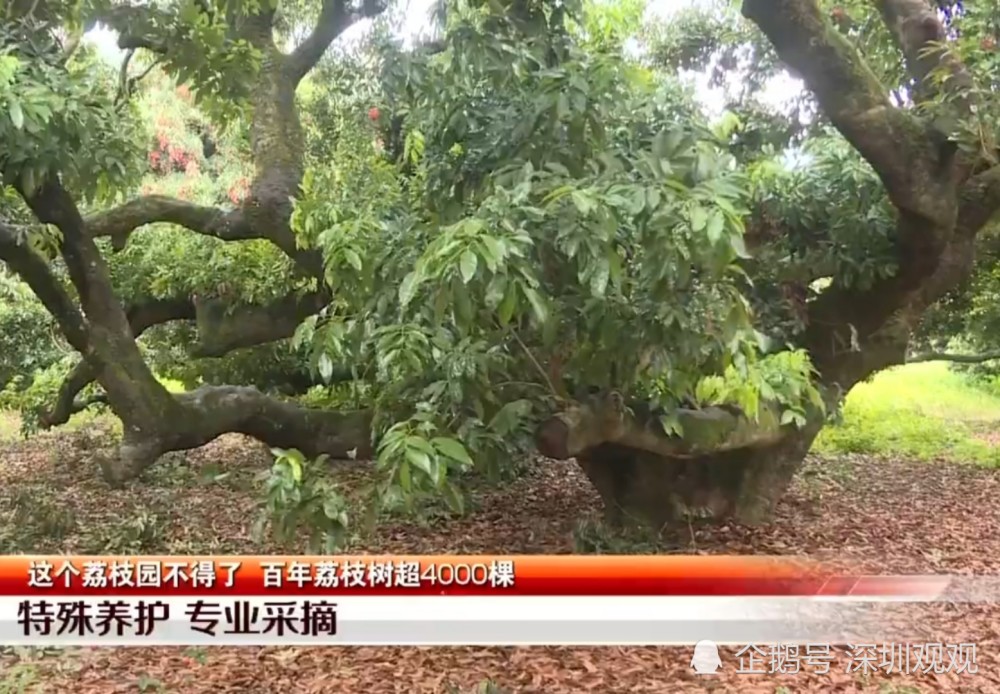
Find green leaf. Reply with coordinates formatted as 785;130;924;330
628;187;646;215
645;187;661;210
488;399;532;435
780;409;799;426
317;353;334;382
398;459;412;491
706;210;725;244
454;280;474;324
498;281;518;325
652;129;669;159
543;185;575;205
459;249;478;283
286;457;303;483
689;205;708;232
659;413;684;437
570;190;593;216
432;437;474;466
20;167;35;196
399;271;421;307
343;248;363;271
521;284;548;324
8;100;23;129
322;496;346;522
590;255;610;297
477;238;501;272
405;435;436;457
443;482;465;515
730;234;751;259
405;447;434;476
715;110;742;139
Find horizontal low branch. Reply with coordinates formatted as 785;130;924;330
908;351;1000;364
535;392;790;461
40;289;328;427
84;196;251;249
192;291;328;358
84;194;324;279
177;386;372;459
103;386;374;486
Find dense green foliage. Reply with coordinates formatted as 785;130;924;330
0;269;63;390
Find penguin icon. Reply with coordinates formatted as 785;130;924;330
691;640;722;674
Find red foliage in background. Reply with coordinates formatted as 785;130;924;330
147;127;199;175
228;176;250;205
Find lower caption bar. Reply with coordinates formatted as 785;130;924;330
6;596;904;646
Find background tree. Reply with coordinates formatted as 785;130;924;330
2;0;1000;532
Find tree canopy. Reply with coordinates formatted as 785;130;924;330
2;0;1000;541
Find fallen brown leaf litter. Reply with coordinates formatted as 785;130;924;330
2;427;1000;692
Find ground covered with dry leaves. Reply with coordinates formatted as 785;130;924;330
1;417;999;693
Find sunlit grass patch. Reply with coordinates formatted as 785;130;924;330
0;411;18;442
157;376;187;393
813;362;1000;466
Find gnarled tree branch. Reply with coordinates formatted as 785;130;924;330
741;0;988;390
85;196;250;249
877;0;989;179
41;361;102;428
741;0;952;227
287;0;387;84
40;289;331;427
102;386;373;486
84;194;324;277
877;0;975;118
287;0;350;83
191;290;328;358
957;164;1000;235
19;180;184;433
40;295;197;428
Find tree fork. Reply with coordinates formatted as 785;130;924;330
19;181;184;439
40;290;329;428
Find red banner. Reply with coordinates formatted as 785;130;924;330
0;556;955;598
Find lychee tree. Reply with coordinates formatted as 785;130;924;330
2;0;1000;531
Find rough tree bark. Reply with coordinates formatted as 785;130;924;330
533;0;1000;528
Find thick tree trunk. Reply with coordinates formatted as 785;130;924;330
575;426;820;528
